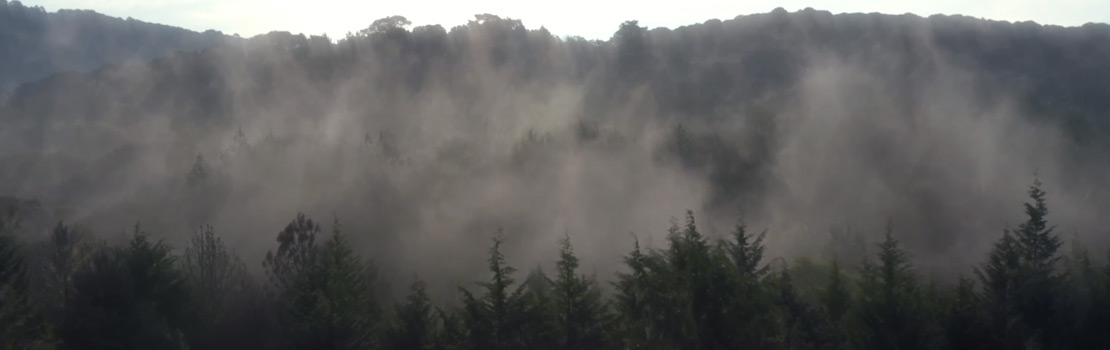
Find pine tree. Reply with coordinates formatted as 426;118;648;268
612;237;657;349
460;233;529;350
976;230;1029;349
946;276;984;350
1013;177;1063;347
1;215;55;349
386;280;436;350
725;222;773;349
290;221;379;349
264;213;320;300
768;267;821;349
551;236;610;350
1059;242;1104;349
820;261;851;348
181;224;256;349
41;221;86;311
61;225;190;349
855;224;925;350
186;154;209;188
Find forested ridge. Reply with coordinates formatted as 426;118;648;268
0;0;234;90
2;7;1110;349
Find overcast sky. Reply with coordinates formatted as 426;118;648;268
20;0;1110;40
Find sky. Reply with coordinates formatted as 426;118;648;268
19;0;1110;40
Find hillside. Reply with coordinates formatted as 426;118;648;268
0;8;1109;280
3;8;1110;350
0;0;234;90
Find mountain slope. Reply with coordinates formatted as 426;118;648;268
0;9;1109;271
0;0;235;90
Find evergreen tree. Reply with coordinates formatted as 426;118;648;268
768;266;822;349
855;224;926;350
725;222;773;348
61;225;190;349
665;211;733;349
386;280;436;350
40;221;87;313
976;230;1029;349
459;233;529;350
1013;177;1063;347
290;221;379;349
1058;242;1106;350
612;237;662;349
181;224;259;349
1;214;55;349
264;213;321;300
186;154;209;188
946;276;984;350
820;261;851;348
519;266;557;350
551;236;610;350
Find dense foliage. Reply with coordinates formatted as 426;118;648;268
0;178;1108;349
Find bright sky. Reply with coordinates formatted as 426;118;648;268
20;0;1110;40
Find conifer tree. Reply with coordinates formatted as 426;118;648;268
855;224;926;350
976;230;1028;349
61;225;190;349
551;236;610;350
290;221;379;349
1;214;55;349
820;261;851;348
460;233;529;350
1013;177;1063;347
181;224;256;349
946;276;984;350
768;266;822;349
386;280;436;350
612;238;659;349
725;221;773;348
264;213;320;299
40;221;86;312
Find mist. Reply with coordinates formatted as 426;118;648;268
2;8;1110;299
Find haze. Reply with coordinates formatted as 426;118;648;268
22;0;1110;39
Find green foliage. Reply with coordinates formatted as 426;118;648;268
945;277;984;350
264;213;321;300
181;224;258;349
855;224;929;350
820;261;852;347
459;233;533;350
386;280;436;350
551;236;611;350
975;177;1067;349
289;221;379;349
3;178;1109;350
1;214;56;349
60;224;190;349
39;221;87;311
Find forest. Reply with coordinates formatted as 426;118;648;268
1;5;1110;350
1;178;1109;349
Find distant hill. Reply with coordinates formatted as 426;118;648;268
0;0;235;90
1;9;1110;266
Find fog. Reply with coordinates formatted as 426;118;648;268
2;9;1109;299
